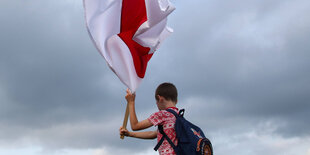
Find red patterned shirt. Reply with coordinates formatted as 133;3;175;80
148;107;178;155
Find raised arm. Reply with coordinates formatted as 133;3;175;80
125;89;153;131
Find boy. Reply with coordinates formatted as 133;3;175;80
120;82;179;155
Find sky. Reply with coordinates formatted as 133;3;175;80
1;0;310;155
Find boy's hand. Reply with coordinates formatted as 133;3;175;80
119;127;130;137
125;88;136;103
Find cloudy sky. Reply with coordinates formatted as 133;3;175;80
1;0;310;154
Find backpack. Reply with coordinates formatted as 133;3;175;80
154;109;213;155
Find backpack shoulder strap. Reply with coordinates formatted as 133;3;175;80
166;108;185;118
154;125;177;151
154;125;165;151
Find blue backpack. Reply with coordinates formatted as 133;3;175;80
154;109;213;155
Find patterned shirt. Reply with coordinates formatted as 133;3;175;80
148;107;178;155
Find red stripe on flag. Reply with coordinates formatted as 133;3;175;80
118;0;153;78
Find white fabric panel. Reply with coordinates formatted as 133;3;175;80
106;35;142;92
84;0;122;66
133;0;175;53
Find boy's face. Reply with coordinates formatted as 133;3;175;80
155;99;162;110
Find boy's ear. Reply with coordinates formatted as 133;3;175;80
157;95;164;103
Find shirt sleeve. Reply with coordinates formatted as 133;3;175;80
148;111;165;126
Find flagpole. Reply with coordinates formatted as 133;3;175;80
120;102;130;139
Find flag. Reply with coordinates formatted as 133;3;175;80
84;0;175;92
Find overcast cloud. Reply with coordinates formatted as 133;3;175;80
0;0;310;155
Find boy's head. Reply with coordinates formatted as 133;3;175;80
155;82;178;103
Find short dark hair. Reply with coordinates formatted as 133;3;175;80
155;82;178;102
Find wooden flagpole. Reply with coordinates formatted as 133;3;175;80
120;102;130;139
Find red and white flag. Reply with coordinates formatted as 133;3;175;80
84;0;175;92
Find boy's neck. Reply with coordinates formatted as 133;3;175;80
162;100;176;109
